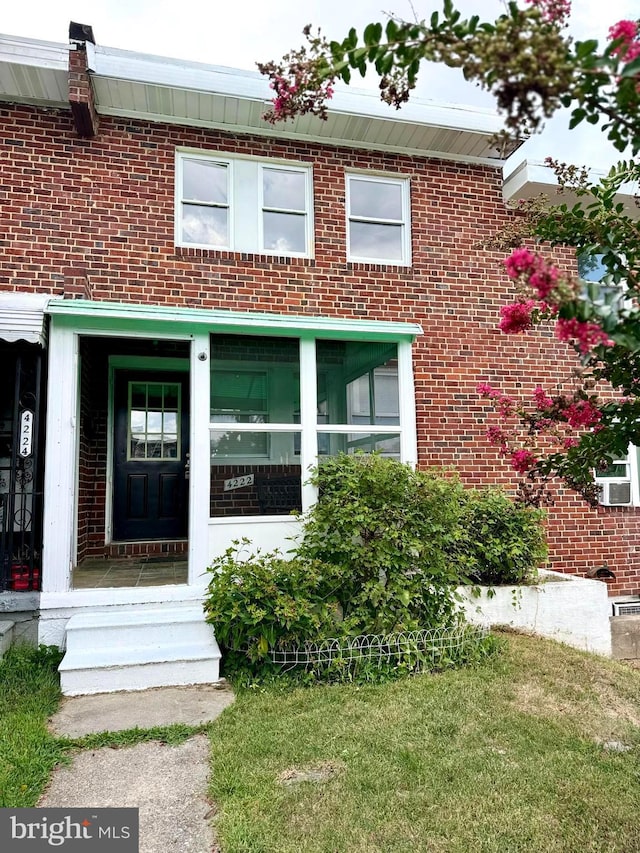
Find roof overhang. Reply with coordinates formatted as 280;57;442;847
46;299;423;341
503;159;640;217
0;32;522;165
0;292;51;346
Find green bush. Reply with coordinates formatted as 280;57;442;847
296;454;465;635
455;488;547;586
204;455;546;683
203;543;342;677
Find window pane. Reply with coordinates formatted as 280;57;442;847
316;340;398;425
318;432;401;458
350;221;403;261
350;179;403;220
182;205;228;247
263;211;306;253
131;384;146;408
263;168;306;210
183;160;227;204
210;458;302;518
147;411;163;434
210;335;300;424
163;412;178;433
211;371;268;421
210;430;268;458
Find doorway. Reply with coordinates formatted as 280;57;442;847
112;369;189;541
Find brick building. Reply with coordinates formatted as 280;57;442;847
0;26;637;686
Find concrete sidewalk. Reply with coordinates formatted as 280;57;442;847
39;684;235;853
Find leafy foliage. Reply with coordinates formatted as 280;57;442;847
260;4;640;506
204;456;546;683
455;488;547;585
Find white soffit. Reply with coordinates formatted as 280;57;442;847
0;293;50;346
0;34;68;106
0;34;519;164
89;44;515;163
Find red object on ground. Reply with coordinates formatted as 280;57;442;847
10;565;40;591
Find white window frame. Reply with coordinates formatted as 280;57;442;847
346;173;411;266
595;444;640;507
176;150;313;258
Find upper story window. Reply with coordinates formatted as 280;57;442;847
176;151;313;258
346;174;411;265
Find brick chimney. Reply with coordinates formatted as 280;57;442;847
68;22;99;138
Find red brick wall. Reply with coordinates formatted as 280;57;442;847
1;101;638;594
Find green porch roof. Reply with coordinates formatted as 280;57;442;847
46;299;423;342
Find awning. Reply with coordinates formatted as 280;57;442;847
46;298;423;341
0;293;50;346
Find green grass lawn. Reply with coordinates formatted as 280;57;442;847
208;633;640;853
2;634;640;852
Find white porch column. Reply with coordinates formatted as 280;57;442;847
41;324;78;593
398;339;418;467
188;333;210;585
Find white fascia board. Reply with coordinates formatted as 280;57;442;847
46;298;423;340
92;43;506;137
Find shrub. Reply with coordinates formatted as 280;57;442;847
296;454;465;635
204;455;546;682
203;543;343;677
455;488;547;586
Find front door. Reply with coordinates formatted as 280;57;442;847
112;370;189;541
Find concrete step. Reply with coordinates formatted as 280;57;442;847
0;620;15;658
59;605;221;696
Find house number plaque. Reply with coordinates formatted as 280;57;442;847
19;409;34;458
223;473;254;492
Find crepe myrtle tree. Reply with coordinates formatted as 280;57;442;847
258;0;640;506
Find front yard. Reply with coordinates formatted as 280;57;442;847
2;633;640;852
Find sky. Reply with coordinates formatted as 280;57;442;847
2;0;638;172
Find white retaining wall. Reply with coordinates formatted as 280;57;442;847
457;569;612;656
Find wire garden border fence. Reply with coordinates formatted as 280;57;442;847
268;623;490;674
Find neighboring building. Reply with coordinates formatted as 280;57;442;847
0;26;637;688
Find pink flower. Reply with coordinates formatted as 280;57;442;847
555;318;614;353
563;400;602;429
510;449;538;474
609;20;638;43
608;20;640;62
533;386;554;410
525;0;571;24
486;425;508;448
476;382;498;397
504;248;536;279
504;250;560;301
563;437;579;449
499;300;537;334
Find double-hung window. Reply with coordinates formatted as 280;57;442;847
346;174;411;265
176;151;313;257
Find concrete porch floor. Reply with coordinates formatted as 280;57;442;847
73;557;188;589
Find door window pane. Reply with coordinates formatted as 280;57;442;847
127;382;181;461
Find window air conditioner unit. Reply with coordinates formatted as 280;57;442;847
612;599;640;616
599;481;632;506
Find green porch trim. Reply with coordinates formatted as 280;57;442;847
46;299;423;342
